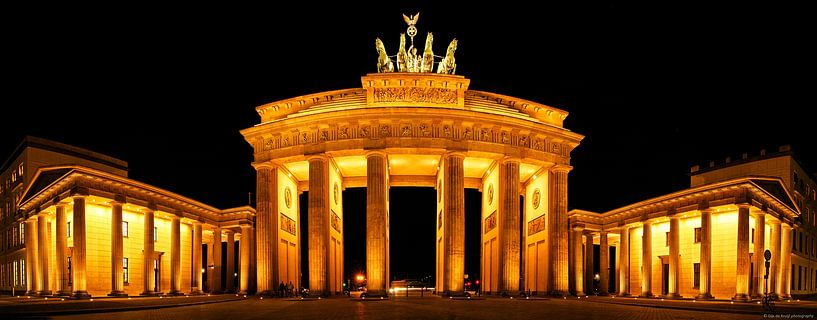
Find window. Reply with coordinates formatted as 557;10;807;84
67;222;71;237
20;223;24;244
123;258;129;284
694;227;702;243
800;233;804;253
799;265;803;290
751;228;755;244
793;230;797;251
154;227;158;242
20;259;25;286
666;232;670;247
123;221;129;237
693;263;700;289
13;260;18;286
67;257;72;286
792;264;796;290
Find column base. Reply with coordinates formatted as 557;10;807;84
731;293;750;302
72;291;92;299
549;290;568;297
56;290;73;297
695;293;714;300
189;289;204;295
38;290;53;296
574;291;586;297
616;292;631;297
639;292;653;298
140;291;160;297
779;294;791;300
167;290;186;296
256;290;274;296
25;290;38;296
767;293;780;301
598;291;610;296
108;291;128;297
664;293;682;299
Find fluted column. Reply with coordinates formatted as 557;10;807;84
71;196;90;298
309;156;330;296
667;214;681;299
752;212;766;298
769;220;781;299
212;227;223;293
584;233;594;295
641;220;653;297
25;217;39;295
599;231;609;295
109;200;126;296
366;151;389;296
55;204;69;296
618;226;630;296
733;204;751;301
572;224;585;296
225;230;235;293
498;159;520;294
169;215;182;295
142;208;156;296
239;224;252;294
191;221;203;294
780;224;792;299
37;212;51;295
443;153;465;295
549;165;571;296
254;164;276;295
696;209;713;299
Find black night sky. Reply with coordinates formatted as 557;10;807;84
3;3;814;287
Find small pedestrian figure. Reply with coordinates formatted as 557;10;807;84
279;281;286;298
287;281;294;297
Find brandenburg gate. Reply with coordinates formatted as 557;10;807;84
241;15;583;297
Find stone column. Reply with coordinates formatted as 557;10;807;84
71;196;90;298
780;224;792;299
769;220;781;299
225;230;235;293
641;220;653;297
142;208;156;296
191;221;203;294
169;215;182;295
212;227;223;293
55;204;70;296
618;226;630;296
366;151;389;296
254;163;276;295
308;156;330;296
109;200;126;296
498;159;520;295
549;165;571;296
585;233;594;295
697;209;713;299
752;212;766;298
667;214;681;299
733;204;750;301
443;153;465;295
25;217;39;295
599;231;609;295
37;212;51;295
572;224;585;296
239;224;252;294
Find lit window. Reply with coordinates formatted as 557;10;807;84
751;228;754;244
154;227;158;242
694;227;702;243
67;257;72;285
13;260;18;286
19;223;24;244
665;232;670;247
67;222;72;237
123;221;129;237
123;258;129;284
18;163;23;177
20;259;25;286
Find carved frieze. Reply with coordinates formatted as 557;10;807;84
281;213;297;235
372;87;457;105
484;211;497;234
331;210;341;232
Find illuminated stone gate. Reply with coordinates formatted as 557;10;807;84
241;17;583;297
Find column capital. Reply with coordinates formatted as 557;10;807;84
598;230;608;236
55;202;68;208
642;219;653;226
550;164;572;173
572;223;585;231
751;211;766;218
737;203;752;209
767;219;781;225
364;149;388;158
444;151;466;159
306;153;330;162
781;223;793;230
498;156;521;165
37;210;49;217
252;162;275;171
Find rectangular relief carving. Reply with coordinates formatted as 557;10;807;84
527;213;546;236
280;213;297;235
331;210;341;233
484;210;497;234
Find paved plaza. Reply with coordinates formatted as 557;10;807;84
2;295;815;320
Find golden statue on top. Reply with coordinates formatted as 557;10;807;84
374;13;458;74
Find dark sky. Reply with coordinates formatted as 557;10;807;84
3;3;815;285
